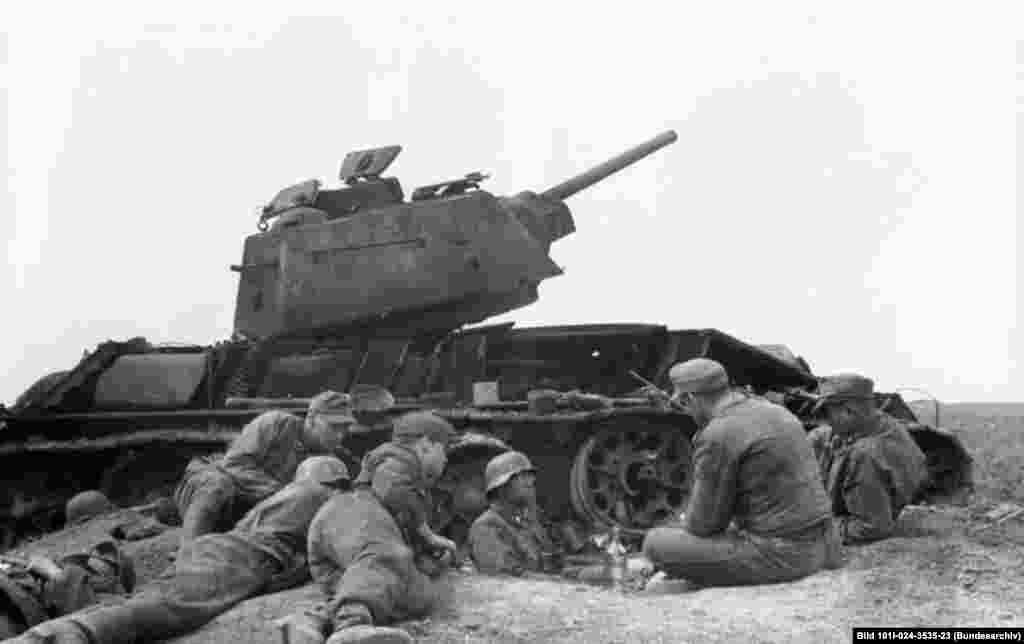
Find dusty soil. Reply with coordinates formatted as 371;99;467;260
7;503;1023;644
8;403;1023;643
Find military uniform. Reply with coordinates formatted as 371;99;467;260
307;443;443;628
642;359;838;588
468;502;555;576
19;478;340;644
174;410;309;546
174;391;353;550
808;412;928;544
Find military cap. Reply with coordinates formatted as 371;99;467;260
484;451;536;494
812;373;875;411
393;411;456;445
668;358;730;394
295;455;351;486
308;390;356;425
65;490;116;524
349;384;396;413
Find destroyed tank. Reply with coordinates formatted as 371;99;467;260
0;131;972;550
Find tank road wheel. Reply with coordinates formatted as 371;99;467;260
570;419;694;538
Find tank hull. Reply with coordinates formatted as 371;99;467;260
1;324;972;549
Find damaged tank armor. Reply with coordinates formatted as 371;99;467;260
0;129;972;555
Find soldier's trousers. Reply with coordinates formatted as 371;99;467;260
69;533;279;644
308;489;441;626
642;518;842;587
173;458;242;549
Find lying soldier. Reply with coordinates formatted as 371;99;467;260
279;411;457;644
808;374;929;544
468;451;559;576
174;390;354;552
0;540;134;639
12;455;351;644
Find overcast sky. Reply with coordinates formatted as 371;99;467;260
2;3;1019;405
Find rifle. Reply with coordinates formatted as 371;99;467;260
627;371;686;412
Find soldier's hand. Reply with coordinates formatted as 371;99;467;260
429;535;458;556
27;555;63;580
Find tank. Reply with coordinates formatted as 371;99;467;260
0;131;972;550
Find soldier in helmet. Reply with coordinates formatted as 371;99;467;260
807;374;929;544
468;451;559;576
279;411;457;644
12;455;351;644
174;390;355;552
641;358;840;591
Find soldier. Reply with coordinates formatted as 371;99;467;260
807;374;929;544
468;451;558;576
279;411;457;644
13;455;351;644
174;390;354;551
641;358;840;590
0;541;134;639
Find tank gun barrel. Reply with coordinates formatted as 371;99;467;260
540;130;678;201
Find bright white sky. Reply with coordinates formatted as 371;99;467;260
2;3;1019;405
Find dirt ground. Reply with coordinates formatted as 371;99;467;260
7;501;1022;644
7;403;1024;643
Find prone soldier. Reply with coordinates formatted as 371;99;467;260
173;390;354;552
12;455;351;644
279;411;457;644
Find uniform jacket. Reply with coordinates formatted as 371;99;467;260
231;480;336;592
353;442;432;541
220;410;308;504
808;412;928;544
686;393;832;539
468;503;554;576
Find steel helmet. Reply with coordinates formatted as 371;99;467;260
295;455;351;487
65;490;115;524
484;451;536;494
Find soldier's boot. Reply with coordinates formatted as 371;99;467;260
12;618;91;644
641;570;700;595
325;603;411;644
274;609;330;644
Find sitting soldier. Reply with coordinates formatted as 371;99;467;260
173;390;354;552
468;451;559;576
641;358;840;590
11;455;351;644
0;540;133;639
808;374;929;544
279;411;457;644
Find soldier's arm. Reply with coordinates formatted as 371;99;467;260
684;435;739;537
263;554;312;594
222;411;296;499
838;453;896;544
40;561;96;616
372;455;431;534
469;521;527;576
807;425;832;457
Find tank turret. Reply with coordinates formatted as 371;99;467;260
231;131;678;340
